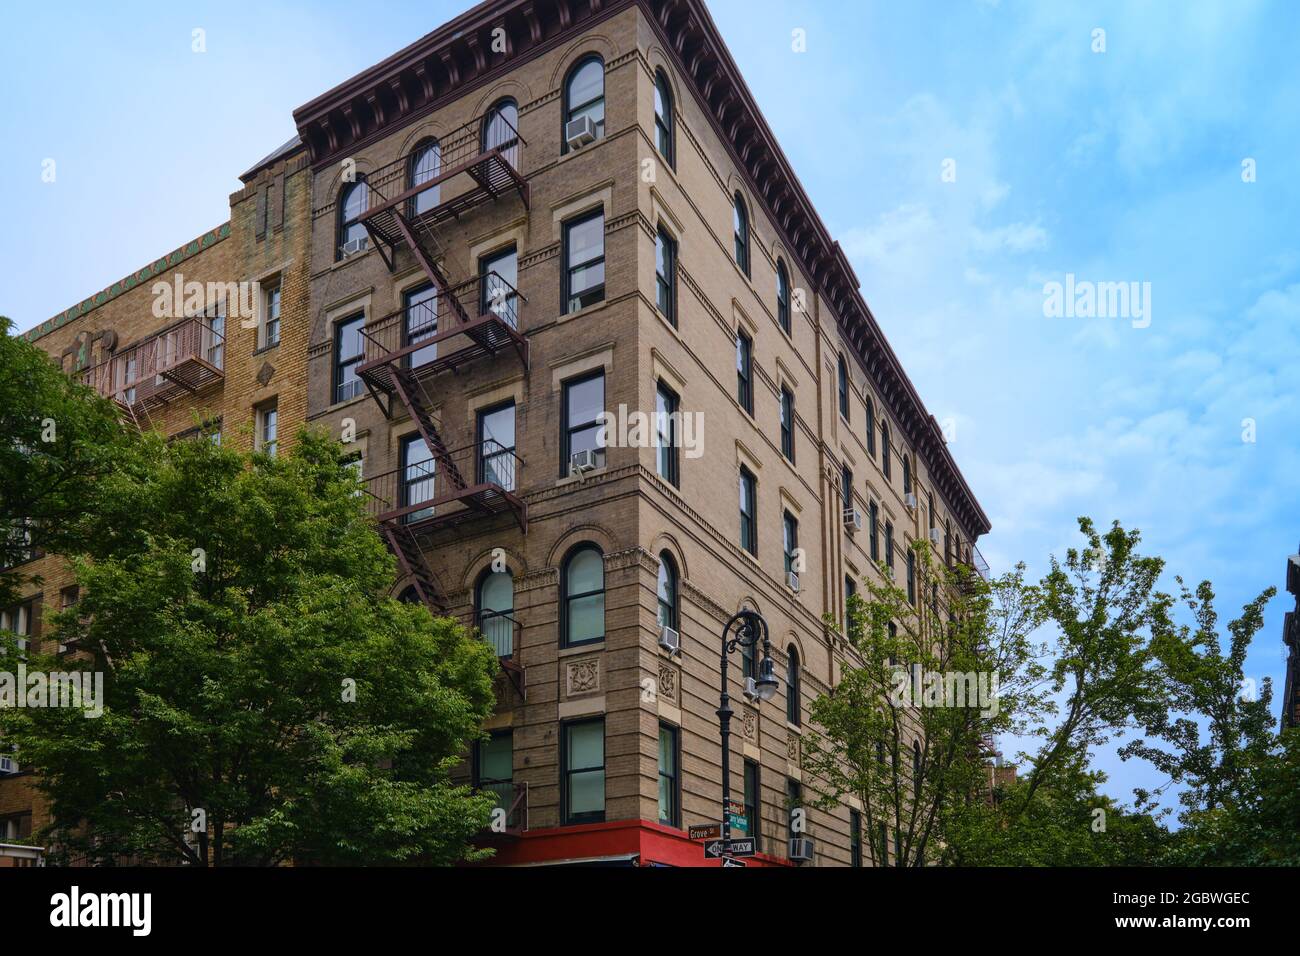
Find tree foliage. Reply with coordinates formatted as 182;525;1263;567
0;429;499;865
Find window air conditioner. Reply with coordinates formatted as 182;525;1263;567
788;837;815;863
340;236;369;257
787;570;800;593
904;492;917;511
929;527;942;545
743;677;759;702
843;508;863;533
0;756;17;775
565;116;598;150
658;625;680;655
569;449;598;476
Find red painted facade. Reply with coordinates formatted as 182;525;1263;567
476;820;791;868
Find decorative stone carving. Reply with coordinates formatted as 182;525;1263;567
567;658;600;696
787;734;800;765
657;662;678;704
742;709;758;741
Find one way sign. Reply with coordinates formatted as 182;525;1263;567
703;839;725;858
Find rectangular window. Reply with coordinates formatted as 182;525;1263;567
477;401;516;492
886;521;895;571
563;210;605;313
780;387;795;462
786;778;802;844
655;381;679;487
0;602;32;654
262;280;281;349
658;722;680;827
207;307;225;370
907;550;916;605
563;718;606;825
743;759;761;850
562;370;605;475
739;466;757;555
334;313;365;403
257;401;278;457
783;511;798;576
850;809;862;867
735;330;753;414
869;501;880;562
401;433;435;525
879;822;889;865
845;575;856;628
480;245;519;324
655;227;676;324
841;465;853;514
474;730;514;822
403;283;439;369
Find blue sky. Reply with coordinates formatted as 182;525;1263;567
3;1;1297;817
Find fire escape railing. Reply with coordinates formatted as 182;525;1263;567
479;780;528;833
79;315;225;415
361;439;526;535
355;271;527;412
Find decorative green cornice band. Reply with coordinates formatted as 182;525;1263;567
20;222;232;344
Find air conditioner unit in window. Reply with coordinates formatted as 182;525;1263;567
904;492;917;511
787;570;801;593
0;756;17;775
743;677;759;702
569;449;599;476
788;837;815;863
658;625;680;655
929;527;942;545
843;508;863;533
565;115;598;150
340;236;369;257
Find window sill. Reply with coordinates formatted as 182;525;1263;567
558;642;604;658
556;296;609;326
254;342;280;357
555;465;609;488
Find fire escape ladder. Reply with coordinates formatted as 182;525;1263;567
382;523;441;611
389;367;466;493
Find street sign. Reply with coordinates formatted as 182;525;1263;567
703;839;725;859
689;823;721;842
727;838;756;857
722;858;746;867
727;801;748;835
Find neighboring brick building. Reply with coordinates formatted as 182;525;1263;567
1282;545;1299;731
0;140;313;857
294;0;988;867
4;0;990;868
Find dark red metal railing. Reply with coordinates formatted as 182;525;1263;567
362;439;526;534
80;315;225;413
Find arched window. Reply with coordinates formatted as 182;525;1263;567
482;98;520;168
776;259;791;335
562;544;605;647
407;139;442;217
398;585;421;605
733;192;750;275
837;355;849;419
476;568;515;658
337;178;369;259
563;56;605;151
656;552;679;633
866;399;876;457
654;69;674;166
881;421;892;480
786;644;801;726
903;455;912;495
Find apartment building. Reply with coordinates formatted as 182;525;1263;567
4;0;989;868
0;141;313;857
294;0;988;867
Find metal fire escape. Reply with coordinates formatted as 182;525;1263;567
350;109;530;697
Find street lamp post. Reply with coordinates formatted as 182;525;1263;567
717;609;778;866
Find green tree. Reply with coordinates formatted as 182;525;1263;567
0;316;133;608
1123;580;1277;819
0;429;499;865
803;543;1044;866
